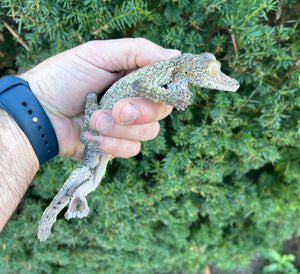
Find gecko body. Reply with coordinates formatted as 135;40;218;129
37;53;239;241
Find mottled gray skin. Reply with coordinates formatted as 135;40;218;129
37;53;239;241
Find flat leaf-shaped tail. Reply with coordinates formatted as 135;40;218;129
37;166;91;241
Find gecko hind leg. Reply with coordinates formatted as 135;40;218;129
64;195;90;220
64;153;110;220
63;148;102;220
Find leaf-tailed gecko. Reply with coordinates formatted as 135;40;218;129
37;53;239;241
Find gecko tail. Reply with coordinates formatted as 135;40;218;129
37;195;70;241
37;166;91;241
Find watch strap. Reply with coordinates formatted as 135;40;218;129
0;76;59;164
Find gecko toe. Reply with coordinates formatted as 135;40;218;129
64;195;90;220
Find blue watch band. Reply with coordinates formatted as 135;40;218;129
0;76;59;164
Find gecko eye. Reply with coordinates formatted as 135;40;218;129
207;60;221;77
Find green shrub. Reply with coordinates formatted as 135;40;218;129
1;0;299;273
262;249;297;274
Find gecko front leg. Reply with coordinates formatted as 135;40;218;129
133;78;192;110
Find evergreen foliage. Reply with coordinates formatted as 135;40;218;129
262;249;298;273
0;0;300;273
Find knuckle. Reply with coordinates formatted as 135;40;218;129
136;122;160;141
157;103;173;120
133;37;150;47
154;122;161;136
103;137;120;155
101;137;141;158
129;142;141;157
83;40;98;51
118;141;141;158
148;122;160;140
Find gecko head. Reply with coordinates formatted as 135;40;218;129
179;53;240;92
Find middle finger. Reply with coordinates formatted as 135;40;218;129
90;110;160;141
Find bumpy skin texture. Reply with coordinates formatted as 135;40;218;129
37;53;239;241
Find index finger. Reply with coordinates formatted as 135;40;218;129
112;97;173;125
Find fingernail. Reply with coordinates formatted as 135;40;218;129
120;103;139;124
160;49;181;58
96;113;113;133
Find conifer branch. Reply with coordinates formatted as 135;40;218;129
231;33;238;57
2;20;30;51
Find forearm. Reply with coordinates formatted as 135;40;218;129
0;109;39;231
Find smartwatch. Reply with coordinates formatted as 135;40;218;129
0;76;59;164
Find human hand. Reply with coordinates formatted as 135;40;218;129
20;38;181;161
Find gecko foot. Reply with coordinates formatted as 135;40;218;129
166;79;193;111
64;195;90;220
80;92;101;146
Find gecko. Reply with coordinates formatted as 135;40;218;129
37;53;239;241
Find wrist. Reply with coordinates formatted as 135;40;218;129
0;109;38;230
18;72;82;160
0;108;39;169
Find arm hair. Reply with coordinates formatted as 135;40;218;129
0;109;39;231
